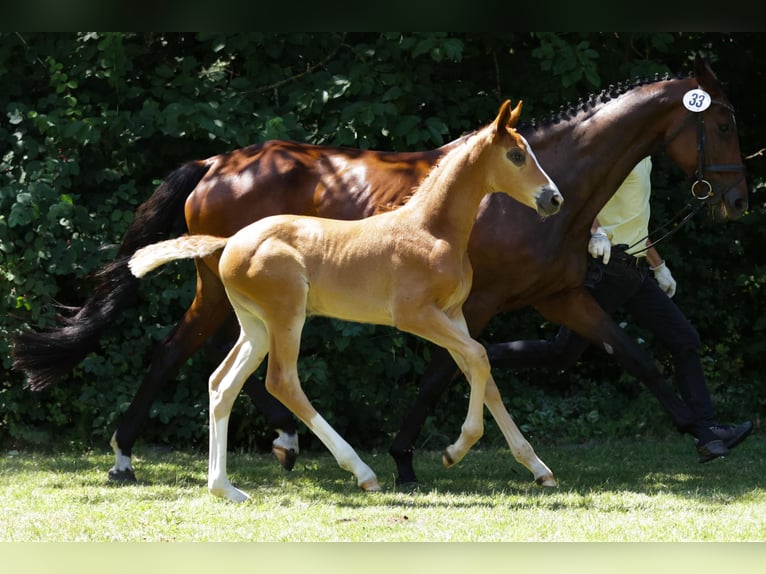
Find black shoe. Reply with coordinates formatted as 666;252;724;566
697;421;754;463
710;421;754;450
696;438;729;463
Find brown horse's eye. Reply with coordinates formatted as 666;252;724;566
507;148;525;166
719;122;730;134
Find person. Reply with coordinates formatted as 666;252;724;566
487;156;753;462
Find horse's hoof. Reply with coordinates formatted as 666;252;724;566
395;480;420;493
535;475;558;488
272;445;297;471
209;483;250;503
107;467;137;483
442;450;455;468
360;477;382;492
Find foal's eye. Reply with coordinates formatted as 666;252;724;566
507;148;525;166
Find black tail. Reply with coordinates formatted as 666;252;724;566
12;160;211;391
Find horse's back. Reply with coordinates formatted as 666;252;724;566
184;139;450;237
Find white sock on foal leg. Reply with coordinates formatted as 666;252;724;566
208;415;250;503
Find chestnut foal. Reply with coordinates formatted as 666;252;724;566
129;100;562;501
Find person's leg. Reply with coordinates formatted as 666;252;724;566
624;268;753;458
624;274;716;424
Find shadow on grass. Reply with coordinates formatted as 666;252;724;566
2;434;763;510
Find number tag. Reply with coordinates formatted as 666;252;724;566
683;88;712;112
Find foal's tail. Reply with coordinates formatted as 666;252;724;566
12;160;211;391
129;235;229;279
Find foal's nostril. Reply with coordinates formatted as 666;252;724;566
537;186;563;216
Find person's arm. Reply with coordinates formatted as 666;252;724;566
645;245;663;268
645;241;676;297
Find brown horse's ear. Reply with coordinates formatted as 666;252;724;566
694;54;721;94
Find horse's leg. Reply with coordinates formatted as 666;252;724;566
262;305;380;492
267;369;381;491
388;345;460;486
533;287;699;432
395;307;493;469
389;292;555;487
451;298;556;486
109;261;232;482
242;378;300;470
208;316;270;503
482;376;557;486
389;291;506;486
208;314;300;470
390;362;555;487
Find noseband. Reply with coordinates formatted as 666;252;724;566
630;95;747;255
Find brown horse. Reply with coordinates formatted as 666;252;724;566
128;101;563;501
13;56;747;486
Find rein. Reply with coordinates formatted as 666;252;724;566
626;199;707;256
629;97;747;255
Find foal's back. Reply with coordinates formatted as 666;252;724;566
218;204;467;328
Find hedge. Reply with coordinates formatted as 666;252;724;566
1;32;764;453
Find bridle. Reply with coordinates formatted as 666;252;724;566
629;93;747;255
690;98;747;201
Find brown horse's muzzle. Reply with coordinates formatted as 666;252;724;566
723;184;749;220
702;175;748;221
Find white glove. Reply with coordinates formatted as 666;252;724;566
588;226;611;264
651;261;677;297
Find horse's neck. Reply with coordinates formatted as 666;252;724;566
532;79;691;233
401;136;489;245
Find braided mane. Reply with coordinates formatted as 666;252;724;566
522;71;689;129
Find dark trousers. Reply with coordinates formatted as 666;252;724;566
488;247;717;426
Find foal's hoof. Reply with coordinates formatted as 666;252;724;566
272;445;297;472
107;467;137;483
535;474;558;488
210;485;250;503
360;477;382;492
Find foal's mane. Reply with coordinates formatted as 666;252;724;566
375;130;481;214
412;130;483;195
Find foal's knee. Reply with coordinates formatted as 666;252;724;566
463;341;491;380
209;390;237;421
264;370;297;404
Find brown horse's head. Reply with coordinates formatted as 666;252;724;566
490;100;563;217
664;55;748;221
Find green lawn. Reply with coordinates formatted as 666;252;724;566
1;434;765;542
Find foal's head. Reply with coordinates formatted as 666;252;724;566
487;100;563;217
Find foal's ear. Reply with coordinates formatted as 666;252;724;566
493;99;523;137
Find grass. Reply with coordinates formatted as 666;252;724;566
1;434;765;542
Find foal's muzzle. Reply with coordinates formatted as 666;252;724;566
536;186;564;217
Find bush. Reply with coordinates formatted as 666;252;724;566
2;33;764;454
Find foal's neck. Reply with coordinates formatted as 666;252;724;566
402;133;491;243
